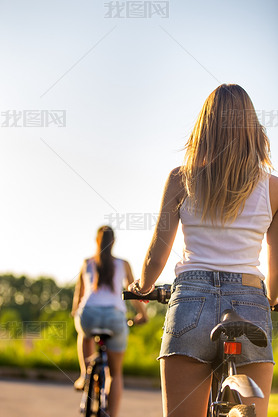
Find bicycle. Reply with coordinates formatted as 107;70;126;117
78;318;137;417
123;285;269;417
79;328;112;417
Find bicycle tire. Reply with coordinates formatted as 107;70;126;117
85;365;100;417
98;367;109;417
228;404;256;417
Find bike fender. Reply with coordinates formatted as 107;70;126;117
221;374;264;398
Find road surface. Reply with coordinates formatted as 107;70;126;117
0;378;162;417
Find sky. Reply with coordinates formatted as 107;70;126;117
0;0;277;286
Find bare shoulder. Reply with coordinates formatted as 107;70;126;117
269;174;278;216
113;258;131;276
169;166;182;181
166;167;185;203
84;257;94;266
121;259;131;270
270;174;278;188
114;257;128;265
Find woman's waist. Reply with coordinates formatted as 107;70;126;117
175;261;265;280
81;292;126;311
174;270;264;290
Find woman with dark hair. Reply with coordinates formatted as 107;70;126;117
129;84;278;417
72;225;147;417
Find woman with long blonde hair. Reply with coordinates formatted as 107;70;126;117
129;84;278;417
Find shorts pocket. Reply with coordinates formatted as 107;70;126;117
165;296;205;337
107;310;126;335
231;300;272;334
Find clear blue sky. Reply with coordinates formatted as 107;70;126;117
0;0;277;285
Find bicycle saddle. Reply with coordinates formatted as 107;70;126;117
89;328;113;339
210;309;267;347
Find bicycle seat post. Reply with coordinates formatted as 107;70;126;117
224;338;242;377
94;335;108;353
90;328;113;354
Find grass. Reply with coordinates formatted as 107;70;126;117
0;339;79;370
268;393;278;416
0;314;165;376
0;314;277;382
0;337;278;415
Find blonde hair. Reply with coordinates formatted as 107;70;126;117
180;84;272;224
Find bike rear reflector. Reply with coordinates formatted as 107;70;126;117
224;342;242;355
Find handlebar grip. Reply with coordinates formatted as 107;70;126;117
123;286;171;304
122;289;159;301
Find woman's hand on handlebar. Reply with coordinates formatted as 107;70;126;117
128;279;155;303
133;312;148;325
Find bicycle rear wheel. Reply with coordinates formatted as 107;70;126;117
85;367;109;417
98;365;109;417
86;370;101;417
228;404;256;417
83;363;98;417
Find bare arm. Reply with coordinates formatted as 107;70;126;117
124;260;148;322
71;264;85;316
266;211;278;305
266;175;278;305
137;167;185;293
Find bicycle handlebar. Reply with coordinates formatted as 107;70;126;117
123;288;278;310
122;285;172;304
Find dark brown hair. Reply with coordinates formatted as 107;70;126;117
93;226;115;291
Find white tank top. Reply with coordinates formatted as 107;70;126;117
175;175;272;279
79;258;128;312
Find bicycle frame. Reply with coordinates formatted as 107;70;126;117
208;340;263;417
80;333;110;417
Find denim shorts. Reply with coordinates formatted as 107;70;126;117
75;305;128;352
158;271;274;367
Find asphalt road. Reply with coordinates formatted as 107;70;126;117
0;378;162;417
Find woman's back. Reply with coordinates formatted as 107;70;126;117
176;174;272;278
80;257;127;312
128;84;278;417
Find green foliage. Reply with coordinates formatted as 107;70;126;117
0;274;78;369
0;338;79;370
268;393;278;417
0;274;167;377
1;273;278;389
0;308;22;338
123;314;165;377
0;274;74;322
272;340;278;389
